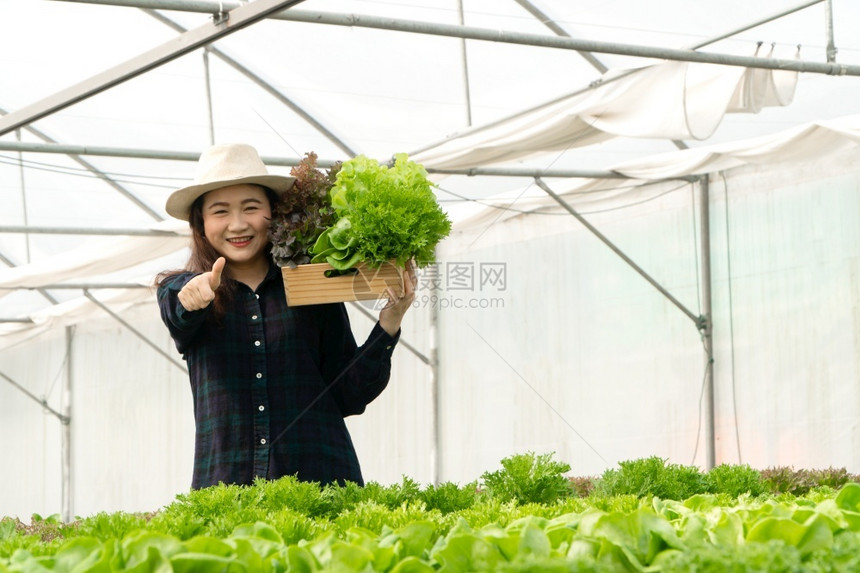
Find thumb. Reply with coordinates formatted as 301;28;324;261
210;257;225;290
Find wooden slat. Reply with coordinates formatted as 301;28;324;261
282;261;404;306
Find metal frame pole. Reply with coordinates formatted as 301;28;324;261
202;49;216;146
700;176;716;470
62;326;74;523
83;290;188;372
825;0;837;63
49;0;857;76
0;0;310;135
455;0;473;127
535;177;704;328
0;140;634;179
143;9;358;157
537;175;716;469
0;105;165;222
0;225;182;236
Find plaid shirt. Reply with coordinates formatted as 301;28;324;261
157;263;399;489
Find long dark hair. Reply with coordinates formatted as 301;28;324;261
155;186;279;321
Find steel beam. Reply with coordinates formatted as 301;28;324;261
535;177;703;328
0;369;69;423
513;0;608;73
0;283;151;290
699;175;715;470
0;0;308;136
0;105;163;221
0;225;182;236
0;140;632;179
0;250;59;304
144;9;358;158
83;290;187;372
49;0;860;76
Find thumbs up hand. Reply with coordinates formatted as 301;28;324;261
178;257;225;311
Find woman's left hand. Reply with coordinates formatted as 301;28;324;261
379;261;418;336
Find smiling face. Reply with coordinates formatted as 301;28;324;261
201;184;272;270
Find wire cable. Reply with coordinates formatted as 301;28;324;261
689;345;712;466
0;154;189;181
436;177;690;216
0;155;185;189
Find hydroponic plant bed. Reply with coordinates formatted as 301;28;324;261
3;453;860;572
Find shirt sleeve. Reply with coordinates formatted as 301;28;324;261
319;303;400;417
156;273;213;356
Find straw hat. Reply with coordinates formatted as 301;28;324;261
166;143;296;221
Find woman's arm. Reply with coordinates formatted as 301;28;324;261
319;303;400;417
157;272;213;355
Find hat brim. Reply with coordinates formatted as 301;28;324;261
166;174;296;221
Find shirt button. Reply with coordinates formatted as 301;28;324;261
251;315;258;320
260;438;267;445
255;294;260;299
254;340;261;347
256;373;262;379
258;405;265;411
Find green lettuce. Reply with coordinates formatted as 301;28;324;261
310;153;451;269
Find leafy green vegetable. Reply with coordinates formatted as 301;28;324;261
592;456;707;500
310;153;451;269
6;456;860;572
701;463;766;497
481;452;572;505
269;152;340;268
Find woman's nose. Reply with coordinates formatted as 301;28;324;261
227;212;248;231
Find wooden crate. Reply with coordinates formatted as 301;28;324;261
281;261;404;306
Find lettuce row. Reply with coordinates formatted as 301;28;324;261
5;483;860;571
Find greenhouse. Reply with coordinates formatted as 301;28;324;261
2;2;860;565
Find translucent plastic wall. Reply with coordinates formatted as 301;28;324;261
2;148;859;518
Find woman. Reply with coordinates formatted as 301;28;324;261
156;143;415;489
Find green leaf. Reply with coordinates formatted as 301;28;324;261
170;552;245;573
544;514;579;549
326;251;364;271
392;521;436;559
431;532;503;572
121;532;183;572
746;515;833;557
230;521;283;544
836;482;860;511
390;556;434;573
121;546;172;573
325;154;451;268
285;545;319;572
50;537;103;572
580;508;684;566
517;522;552;559
182;536;233;557
329;540;374;571
708;510;744;548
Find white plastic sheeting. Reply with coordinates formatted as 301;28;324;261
2;115;858;346
448;114;860;229
3;0;860;520
2;136;859;519
434;145;860;483
412;45;799;170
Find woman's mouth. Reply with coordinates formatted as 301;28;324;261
226;236;253;247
